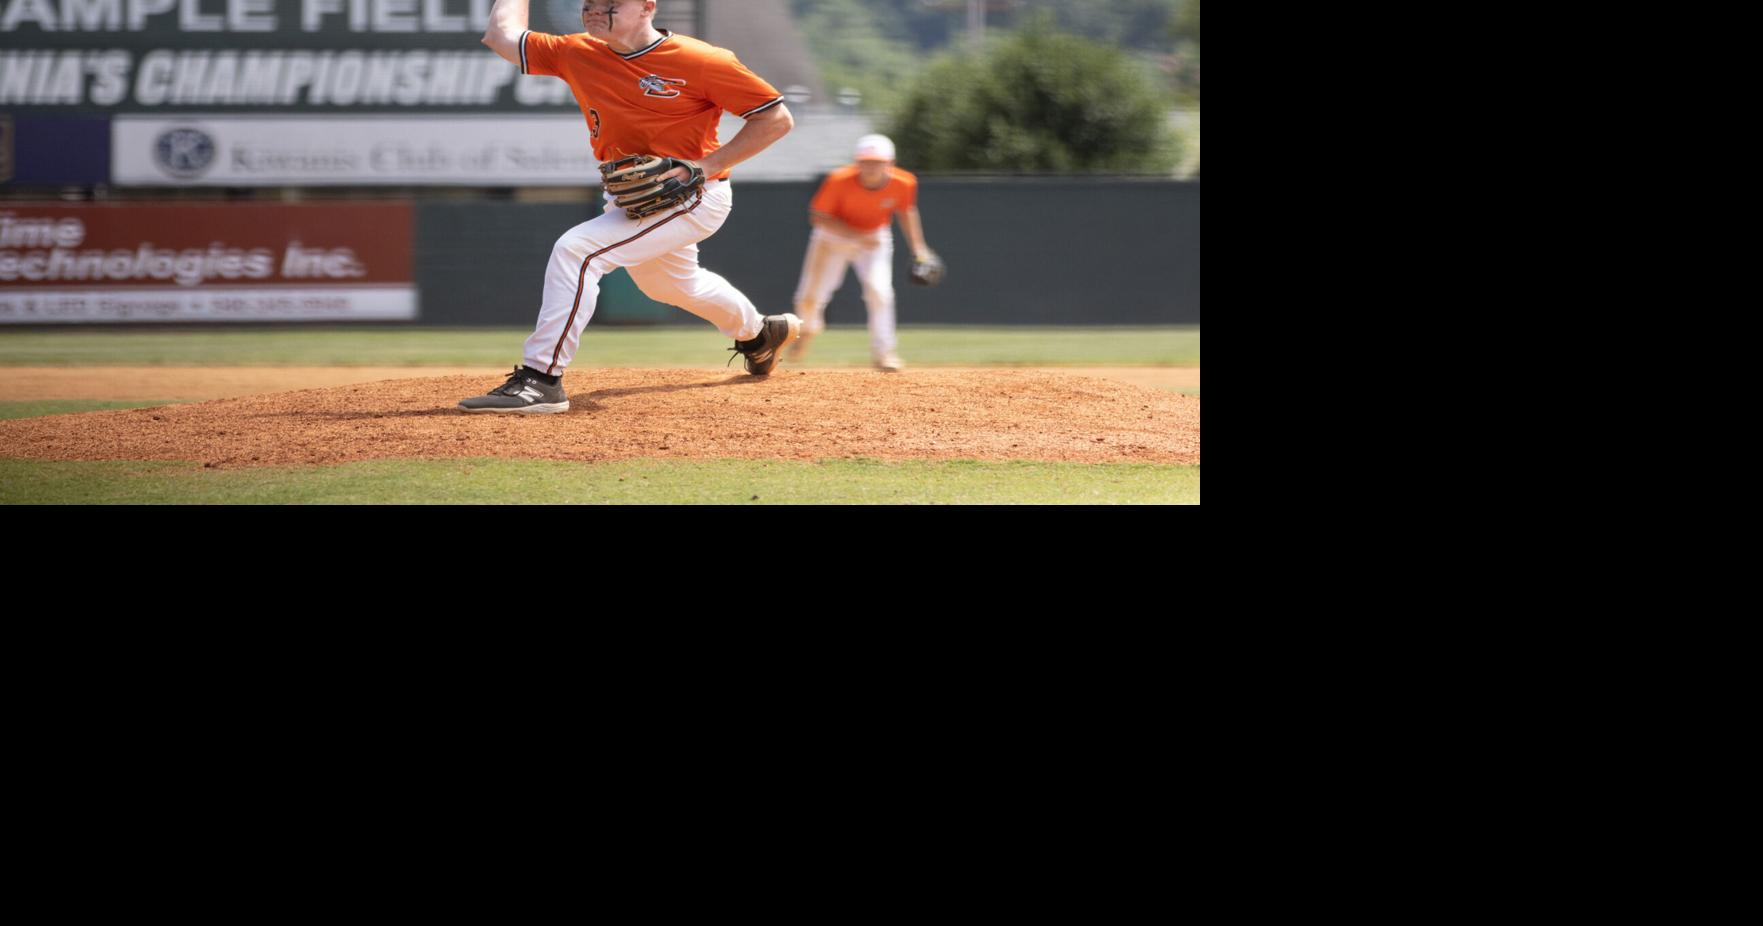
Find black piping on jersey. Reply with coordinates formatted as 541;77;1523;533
519;30;530;74
618;29;672;59
546;189;706;376
739;97;785;119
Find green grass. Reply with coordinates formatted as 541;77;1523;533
0;326;1199;367
0;400;185;420
0;328;534;366
0;458;1200;505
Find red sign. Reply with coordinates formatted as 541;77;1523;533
0;202;411;288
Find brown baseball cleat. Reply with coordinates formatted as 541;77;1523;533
731;314;801;376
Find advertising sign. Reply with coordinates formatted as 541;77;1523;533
0;201;417;322
113;113;595;184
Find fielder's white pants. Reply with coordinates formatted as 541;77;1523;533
792;226;897;357
523;180;765;376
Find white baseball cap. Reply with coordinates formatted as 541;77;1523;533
853;134;896;162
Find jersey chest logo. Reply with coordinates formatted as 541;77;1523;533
638;74;687;98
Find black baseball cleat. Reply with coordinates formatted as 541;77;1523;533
459;366;569;414
729;314;802;376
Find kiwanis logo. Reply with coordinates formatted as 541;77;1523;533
638;74;686;98
155;127;217;180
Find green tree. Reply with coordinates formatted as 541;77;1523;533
888;19;1181;172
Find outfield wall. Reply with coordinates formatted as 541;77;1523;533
3;180;1198;325
417;179;1201;326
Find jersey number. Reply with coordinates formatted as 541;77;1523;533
589;109;602;140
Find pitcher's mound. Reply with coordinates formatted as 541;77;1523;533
0;369;1199;468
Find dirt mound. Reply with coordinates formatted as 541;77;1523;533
0;369;1200;468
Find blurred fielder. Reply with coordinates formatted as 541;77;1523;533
787;134;938;372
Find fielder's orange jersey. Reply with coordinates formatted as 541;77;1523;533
809;165;919;232
521;29;784;181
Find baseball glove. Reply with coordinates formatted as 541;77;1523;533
600;155;706;220
911;252;946;287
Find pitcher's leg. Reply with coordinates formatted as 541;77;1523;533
523;220;612;376
627;248;801;375
625;244;767;339
522;200;713;375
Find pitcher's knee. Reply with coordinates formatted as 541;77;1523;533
630;274;687;305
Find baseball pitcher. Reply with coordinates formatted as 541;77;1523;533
462;0;801;413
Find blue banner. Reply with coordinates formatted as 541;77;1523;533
0;113;109;184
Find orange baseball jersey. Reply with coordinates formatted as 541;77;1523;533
809;165;919;232
521;29;784;181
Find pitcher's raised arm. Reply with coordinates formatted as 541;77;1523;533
481;0;531;68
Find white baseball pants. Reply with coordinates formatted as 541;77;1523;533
523;180;765;376
792;226;897;357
